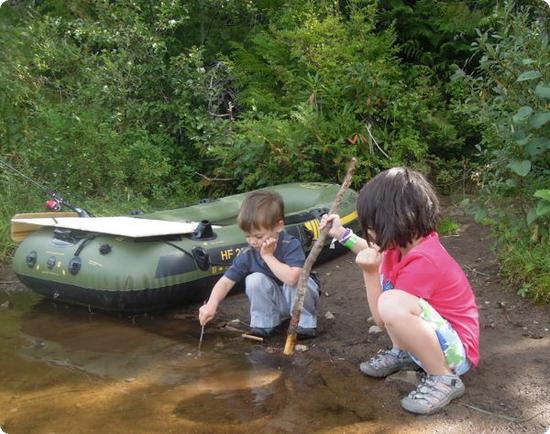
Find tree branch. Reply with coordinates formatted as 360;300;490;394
284;158;356;355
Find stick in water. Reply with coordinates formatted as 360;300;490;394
198;324;205;355
198;300;207;355
283;158;356;355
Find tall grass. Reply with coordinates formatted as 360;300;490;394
1;179;45;261
498;237;550;304
438;216;460;237
463;196;550;303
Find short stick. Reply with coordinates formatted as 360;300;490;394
242;333;264;342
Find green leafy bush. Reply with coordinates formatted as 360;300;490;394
204;4;459;192
453;2;550;301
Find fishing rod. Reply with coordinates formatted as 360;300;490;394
0;157;93;217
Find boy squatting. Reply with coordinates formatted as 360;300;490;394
198;190;319;339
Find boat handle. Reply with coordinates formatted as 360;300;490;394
192;246;211;271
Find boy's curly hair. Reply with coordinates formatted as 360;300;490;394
238;191;285;232
357;167;440;252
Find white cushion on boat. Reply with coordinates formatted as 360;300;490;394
11;216;204;238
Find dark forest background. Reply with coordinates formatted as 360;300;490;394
1;0;548;301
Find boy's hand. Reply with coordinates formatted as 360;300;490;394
356;246;382;275
199;301;217;326
320;214;345;239
260;237;277;258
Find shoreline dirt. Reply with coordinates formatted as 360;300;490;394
2;202;549;433
207;202;550;433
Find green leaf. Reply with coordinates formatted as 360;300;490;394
516;136;530;146
517;283;531;298
526;137;550;157
474;208;487;223
513;129;531;146
527;207;538;225
450;68;465;81
516;70;542;81
534;189;550;201
512;106;533;123
535;84;550;99
507;159;531;177
460;198;470;207
505;178;517;188
521;58;535;65
529;112;550;129
535;201;550;217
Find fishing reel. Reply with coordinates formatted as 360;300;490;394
46;197;62;211
45;192;92;217
45;191;65;212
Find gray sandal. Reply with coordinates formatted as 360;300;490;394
401;374;465;414
359;349;418;378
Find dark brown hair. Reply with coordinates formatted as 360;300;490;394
357;167;440;252
237;191;285;232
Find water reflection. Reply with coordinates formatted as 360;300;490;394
174;349;287;425
1;289;386;433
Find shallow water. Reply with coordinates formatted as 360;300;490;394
0;288;395;434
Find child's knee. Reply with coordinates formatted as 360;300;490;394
377;290;413;324
245;272;270;293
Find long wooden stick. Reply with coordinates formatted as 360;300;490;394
284;158;356;355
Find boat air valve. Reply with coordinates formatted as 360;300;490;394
192;247;210;271
47;256;56;269
26;251;37;268
190;220;214;240
68;257;82;275
99;244;112;255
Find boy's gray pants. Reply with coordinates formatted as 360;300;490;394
245;272;319;329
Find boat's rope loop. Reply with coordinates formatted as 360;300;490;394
74;234;97;257
164;242;197;261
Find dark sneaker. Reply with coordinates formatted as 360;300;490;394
297;326;316;339
401;374;465;415
359;349;418;378
249;327;279;338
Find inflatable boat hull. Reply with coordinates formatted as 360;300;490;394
13;183;360;312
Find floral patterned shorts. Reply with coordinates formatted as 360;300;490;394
409;298;472;376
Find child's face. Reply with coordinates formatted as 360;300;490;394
244;221;284;250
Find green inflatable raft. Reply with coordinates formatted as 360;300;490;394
12;183;360;312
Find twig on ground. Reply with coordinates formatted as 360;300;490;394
222;324;249;334
242;333;263;342
497;302;523;327
195;172;235;182
463;264;489;277
461;402;547;423
0;280;18;284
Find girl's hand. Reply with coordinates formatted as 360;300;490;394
260;237;277;258
320;214;346;239
356;245;382;275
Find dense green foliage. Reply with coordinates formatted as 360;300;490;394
0;1;548;301
376;0;494;74
453;3;550;301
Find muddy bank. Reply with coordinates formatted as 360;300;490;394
215;202;550;433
